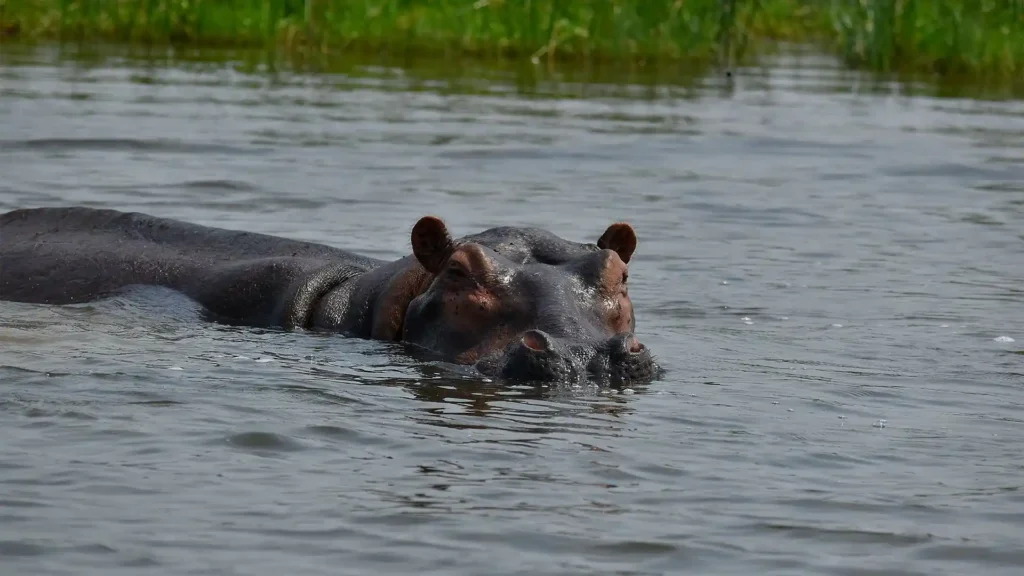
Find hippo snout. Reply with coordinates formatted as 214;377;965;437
496;329;578;382
597;332;658;384
608;332;645;356
487;329;659;385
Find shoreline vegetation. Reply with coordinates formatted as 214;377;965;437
0;1;1021;80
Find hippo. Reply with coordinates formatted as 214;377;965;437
0;207;660;385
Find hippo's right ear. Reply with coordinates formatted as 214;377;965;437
597;222;638;263
411;216;455;274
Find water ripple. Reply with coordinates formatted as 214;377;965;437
0;137;257;155
0;44;1022;576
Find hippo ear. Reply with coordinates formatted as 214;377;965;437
411;216;455;274
597;222;637;263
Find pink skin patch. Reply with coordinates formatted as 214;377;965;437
522;331;548;352
627;336;644;354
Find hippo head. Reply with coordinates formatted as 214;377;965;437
397;216;660;386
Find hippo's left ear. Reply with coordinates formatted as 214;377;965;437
597;222;637;263
412;216;455;273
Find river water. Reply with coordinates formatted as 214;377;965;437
1;43;1022;576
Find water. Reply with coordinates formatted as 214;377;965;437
1;44;1023;576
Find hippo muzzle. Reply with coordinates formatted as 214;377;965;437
477;329;660;386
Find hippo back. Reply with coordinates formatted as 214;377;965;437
0;207;381;323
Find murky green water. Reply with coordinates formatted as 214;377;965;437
1;44;1023;576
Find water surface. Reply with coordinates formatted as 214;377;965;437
1;44;1023;576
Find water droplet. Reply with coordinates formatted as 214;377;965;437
744;320;754;325
721;280;729;285
994;336;1015;343
831;323;843;328
741;317;751;321
940;324;949;328
621;388;635;395
255;358;273;363
168;366;183;371
234;355;250;360
780;316;789;320
772;401;779;405
787;408;794;412
873;419;887;429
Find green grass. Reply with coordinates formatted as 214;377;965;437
818;0;1024;77
0;0;771;67
0;1;1022;78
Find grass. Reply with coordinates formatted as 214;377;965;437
0;0;774;68
0;1;1022;79
816;0;1024;78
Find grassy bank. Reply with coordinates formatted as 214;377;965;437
809;0;1024;77
1;1;1022;78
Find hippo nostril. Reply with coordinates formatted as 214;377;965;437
609;332;645;357
628;337;644;354
521;329;552;353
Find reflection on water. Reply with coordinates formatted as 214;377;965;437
1;41;1023;576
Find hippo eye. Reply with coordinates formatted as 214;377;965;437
446;261;470;280
622;271;628;284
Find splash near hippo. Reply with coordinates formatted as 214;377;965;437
0;207;659;385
